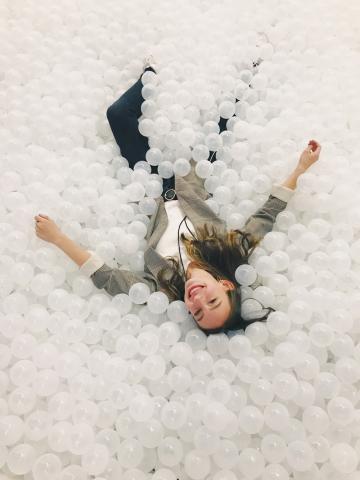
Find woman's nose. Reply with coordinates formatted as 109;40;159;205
192;289;205;305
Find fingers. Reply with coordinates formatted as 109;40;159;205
34;214;50;223
308;139;321;153
314;144;321;156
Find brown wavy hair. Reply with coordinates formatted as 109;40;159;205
157;223;274;335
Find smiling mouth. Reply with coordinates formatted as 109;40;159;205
188;285;203;298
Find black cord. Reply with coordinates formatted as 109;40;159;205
177;215;196;277
177;216;187;277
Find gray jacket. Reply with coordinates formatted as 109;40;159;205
89;161;292;297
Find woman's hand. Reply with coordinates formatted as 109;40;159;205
297;139;322;172
34;214;63;244
281;140;322;190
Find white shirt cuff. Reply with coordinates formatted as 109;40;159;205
79;250;105;277
271;184;294;203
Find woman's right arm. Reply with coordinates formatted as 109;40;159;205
34;215;157;296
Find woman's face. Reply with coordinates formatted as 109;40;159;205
184;263;235;330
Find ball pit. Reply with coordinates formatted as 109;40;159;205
1;0;360;479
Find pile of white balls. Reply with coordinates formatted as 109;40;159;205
1;0;360;479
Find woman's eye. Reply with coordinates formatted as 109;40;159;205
210;298;217;304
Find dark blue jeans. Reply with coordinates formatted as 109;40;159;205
106;66;236;193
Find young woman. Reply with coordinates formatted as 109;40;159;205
34;58;322;334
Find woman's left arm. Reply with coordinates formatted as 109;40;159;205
242;140;322;245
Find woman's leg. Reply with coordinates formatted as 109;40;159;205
106;66;157;171
209;59;260;163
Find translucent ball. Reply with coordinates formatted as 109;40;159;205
193;145;210;162
241;299;265;321
273;373;298;400
238;405;264;434
69;423;95;455
213;186;232;205
228;335;251;359
238;448;265;479
161;401;186;430
116;335;139;359
261;434;287;463
214;439;239;469
184;449;210;479
11;334;37;359
251;74;268;90
81;444;110;476
219;101;236;119
129;283;151;304
152;469;177;480
178;128;196;147
167;365;192;393
72;276;93;297
158;160;174;179
7;443;36;475
147;291;169;314
25;410;52;442
286;441;314;472
327;397;354;426
143;355;166;381
137;419;164;449
303;406;329;435
264;403;290;432
129;394;154;422
159;322;181;346
118;438;143;468
235;264;257;286
255;256;276;276
9;386;36;414
30;273;55;296
47;289;70;312
274;342;299;368
32;453;62;480
169;343;192;366
167;301;190;323
10;262;34;287
195;160;213;179
157;436;183;467
138;119;154;136
253;286;275;307
10;360;37;386
146;148;163;166
202;401;230;432
309;323;334;348
262;464;289;480
330;443;358;474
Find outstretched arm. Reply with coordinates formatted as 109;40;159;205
34;216;91;267
243;140;322;245
281;139;321;190
34;216;157;296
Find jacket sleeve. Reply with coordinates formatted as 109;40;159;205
79;251;157;296
91;265;158;297
242;184;294;247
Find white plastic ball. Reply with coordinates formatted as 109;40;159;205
129;283;151;304
147;291;169;314
81;444;110;476
7;443;36;475
329;443;358;474
235;264;257;286
32;453;62;480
